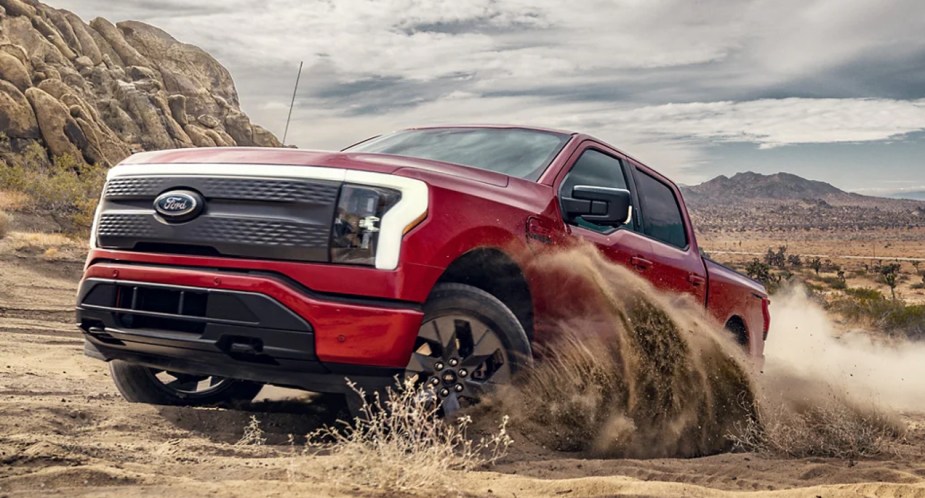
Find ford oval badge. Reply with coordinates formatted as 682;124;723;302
153;190;204;222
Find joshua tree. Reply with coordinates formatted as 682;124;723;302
764;246;787;269
809;257;823;275
879;263;901;300
746;258;773;287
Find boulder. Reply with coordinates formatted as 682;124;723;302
89;28;123;67
252;125;282;148
24;86;82;158
183;123;217;147
0;50;31;90
99;98;141;143
0;79;39;138
224;112;254;146
204;128;231;147
196;114;220;129
0;44;29;67
118;21;238;108
4;17;67;65
74;55;93;70
89;18;148;68
112;81;173;149
0;0;34;18
153;93;191;145
127;65;158;81
31;17;78;60
0;0;280;172
44;8;81;54
167;94;188;125
63;11;103;65
36;77;71;100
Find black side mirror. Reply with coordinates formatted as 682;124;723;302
562;186;632;227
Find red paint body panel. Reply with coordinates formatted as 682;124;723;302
83;263;423;367
705;259;770;357
80;127;770;374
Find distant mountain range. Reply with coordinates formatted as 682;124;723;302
887;191;925;201
681;172;923;210
680;172;925;232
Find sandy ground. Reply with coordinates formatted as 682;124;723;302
2;252;925;497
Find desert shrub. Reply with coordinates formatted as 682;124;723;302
820;275;847;290
809;257;823;274
844;287;883;301
764;246;787;268
0;210;9;239
305;378;512;493
0;148;105;235
729;397;903;459
830;289;925;340
236;415;267;446
746;258;784;293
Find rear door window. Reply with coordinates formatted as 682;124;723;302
635;171;688;248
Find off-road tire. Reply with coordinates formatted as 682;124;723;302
400;282;532;414
424;282;533;372
109;360;264;407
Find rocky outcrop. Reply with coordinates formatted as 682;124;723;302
0;0;280;169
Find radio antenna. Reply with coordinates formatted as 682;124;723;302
282;61;303;146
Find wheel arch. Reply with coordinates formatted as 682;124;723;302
435;247;534;341
724;315;749;347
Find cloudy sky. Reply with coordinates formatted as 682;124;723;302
55;0;925;195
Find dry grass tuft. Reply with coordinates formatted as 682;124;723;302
729;392;905;460
0;191;29;211
236;416;267;446
304;378;512;493
2;231;85;260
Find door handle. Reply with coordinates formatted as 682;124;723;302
630;256;653;271
688;274;706;287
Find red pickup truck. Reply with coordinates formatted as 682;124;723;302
76;125;770;413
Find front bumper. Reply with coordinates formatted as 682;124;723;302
77;262;424;392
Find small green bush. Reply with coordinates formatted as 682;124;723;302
844;287;884;301
820;276;847;290
830;288;925;340
0;147;105;236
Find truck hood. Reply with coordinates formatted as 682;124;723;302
122;148;510;187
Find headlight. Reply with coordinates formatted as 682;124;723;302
331;184;401;266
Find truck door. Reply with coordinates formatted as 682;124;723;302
555;144;654;277
629;163;708;305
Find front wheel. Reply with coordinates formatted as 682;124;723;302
109;360;264;407
404;283;532;414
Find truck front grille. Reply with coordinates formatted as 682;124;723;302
96;175;341;262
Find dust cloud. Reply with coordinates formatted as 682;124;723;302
485;244;756;459
764;287;925;413
482;244;915;459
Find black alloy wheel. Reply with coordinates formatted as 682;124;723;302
404;283;531;414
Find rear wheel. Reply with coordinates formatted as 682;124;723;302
404;283;532;414
109;360;264;407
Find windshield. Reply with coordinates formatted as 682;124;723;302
345;128;571;180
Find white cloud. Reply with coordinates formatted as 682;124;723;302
52;0;925;186
283;95;925;180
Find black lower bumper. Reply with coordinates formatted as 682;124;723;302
77;278;401;394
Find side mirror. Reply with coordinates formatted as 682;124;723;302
562;186;632;227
